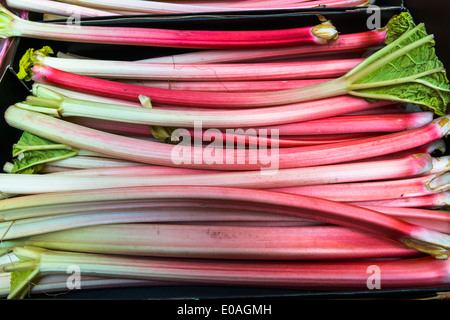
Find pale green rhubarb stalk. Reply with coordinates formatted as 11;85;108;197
3;246;450;300
21;87;397;128
0;252;167;298
5;0;119;18
0;272;164;299
0;153;447;194
0;223;421;260
17;12;450;114
0;185;450;259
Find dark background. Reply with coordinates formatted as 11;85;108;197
405;0;450;70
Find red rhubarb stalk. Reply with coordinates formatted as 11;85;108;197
0;6;338;49
139;30;386;64
26;64;358;108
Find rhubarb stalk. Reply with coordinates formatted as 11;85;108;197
31;52;364;81
0;223;420;260
5;106;450;171
0;5;338;49
3;246;450;300
17;13;450;114
0;153;440;194
0;185;450;259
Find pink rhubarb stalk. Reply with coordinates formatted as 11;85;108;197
0;153;437;194
26;88;397;128
1;223;420;260
3;192;450;233
253;112;434;135
69;112;432;140
1;185;450;258
5;106;450;170
360;206;450;234
273;172;450;202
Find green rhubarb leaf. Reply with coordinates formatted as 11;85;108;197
9;268;38;299
346;12;450;116
11;132;78;174
384;11;417;45
17;46;54;81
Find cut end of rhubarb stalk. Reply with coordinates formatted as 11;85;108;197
0;5;20;39
426;172;450;192
403;238;450;260
311;18;339;43
17;47;54;81
138;95;178;144
430;156;450;174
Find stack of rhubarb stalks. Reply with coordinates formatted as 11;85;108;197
0;1;450;299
